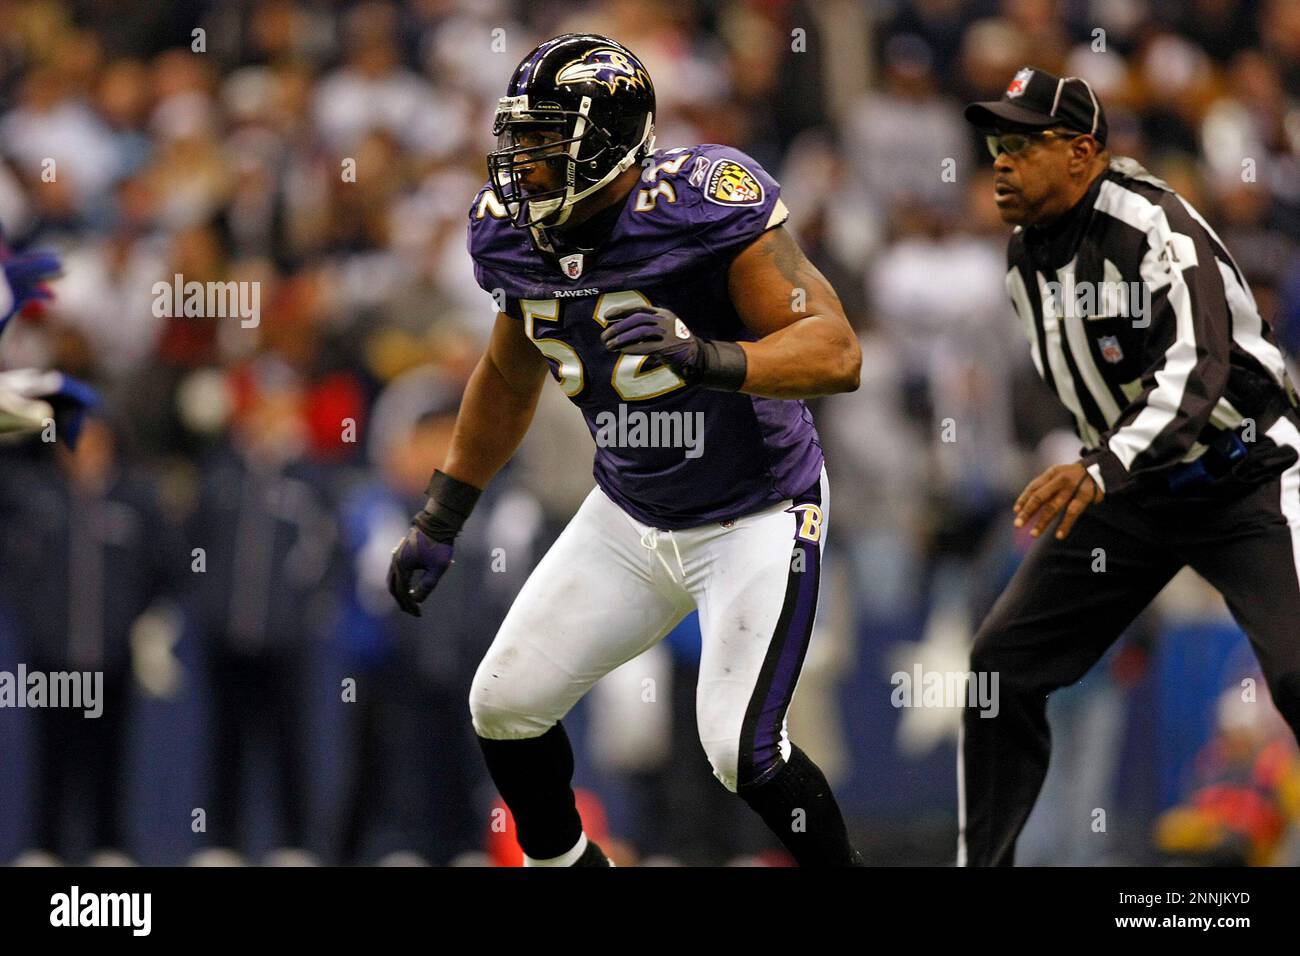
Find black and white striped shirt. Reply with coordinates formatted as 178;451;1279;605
1006;156;1298;493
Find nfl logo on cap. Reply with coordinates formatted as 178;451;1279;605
1006;67;1033;99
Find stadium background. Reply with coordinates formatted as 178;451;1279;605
0;0;1298;866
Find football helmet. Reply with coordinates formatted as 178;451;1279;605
487;33;656;230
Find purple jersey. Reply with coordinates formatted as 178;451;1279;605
466;143;824;529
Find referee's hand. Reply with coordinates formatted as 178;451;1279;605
1013;461;1104;540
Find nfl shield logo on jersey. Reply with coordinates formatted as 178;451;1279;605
1098;334;1124;363
560;253;584;279
1006;67;1033;98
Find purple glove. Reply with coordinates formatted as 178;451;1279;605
600;305;702;373
600;305;747;390
387;528;454;617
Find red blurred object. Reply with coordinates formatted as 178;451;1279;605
1254;739;1298;788
225;361;258;422
1192;784;1285;848
486;789;611;867
304;371;366;459
157;310;217;367
18;281;53;319
1109;642;1149;688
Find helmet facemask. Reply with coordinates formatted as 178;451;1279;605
487;93;653;230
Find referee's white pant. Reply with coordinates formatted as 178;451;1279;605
470;467;828;793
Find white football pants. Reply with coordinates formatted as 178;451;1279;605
470;467;829;792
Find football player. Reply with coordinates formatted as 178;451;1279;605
389;33;863;866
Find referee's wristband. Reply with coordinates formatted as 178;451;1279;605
691;339;748;392
414;470;482;543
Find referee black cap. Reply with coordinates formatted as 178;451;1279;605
965;67;1108;145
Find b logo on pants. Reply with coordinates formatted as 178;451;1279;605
788;503;823;543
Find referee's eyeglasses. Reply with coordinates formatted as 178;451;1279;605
985;130;1086;159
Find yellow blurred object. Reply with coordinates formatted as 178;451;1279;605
1275;764;1300;821
1154;807;1225;853
364;327;426;382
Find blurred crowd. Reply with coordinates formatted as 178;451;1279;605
0;0;1298;865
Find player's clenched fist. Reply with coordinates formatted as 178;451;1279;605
1013;461;1104;540
387;470;481;616
600;304;748;391
387;527;453;617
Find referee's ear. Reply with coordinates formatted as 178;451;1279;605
1068;134;1106;176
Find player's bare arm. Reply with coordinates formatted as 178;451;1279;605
387;311;546;616
727;225;861;399
598;223;860;400
441;310;549;491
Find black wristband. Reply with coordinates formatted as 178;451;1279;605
413;470;482;543
693;339;748;392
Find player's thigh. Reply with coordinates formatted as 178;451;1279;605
971;497;1179;692
470;487;691;739
691;470;828;789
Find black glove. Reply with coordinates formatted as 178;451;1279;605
600;305;747;391
387;470;481;617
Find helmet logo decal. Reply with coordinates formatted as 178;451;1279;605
555;47;651;94
704;159;764;206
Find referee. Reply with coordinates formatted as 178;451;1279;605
959;67;1300;866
